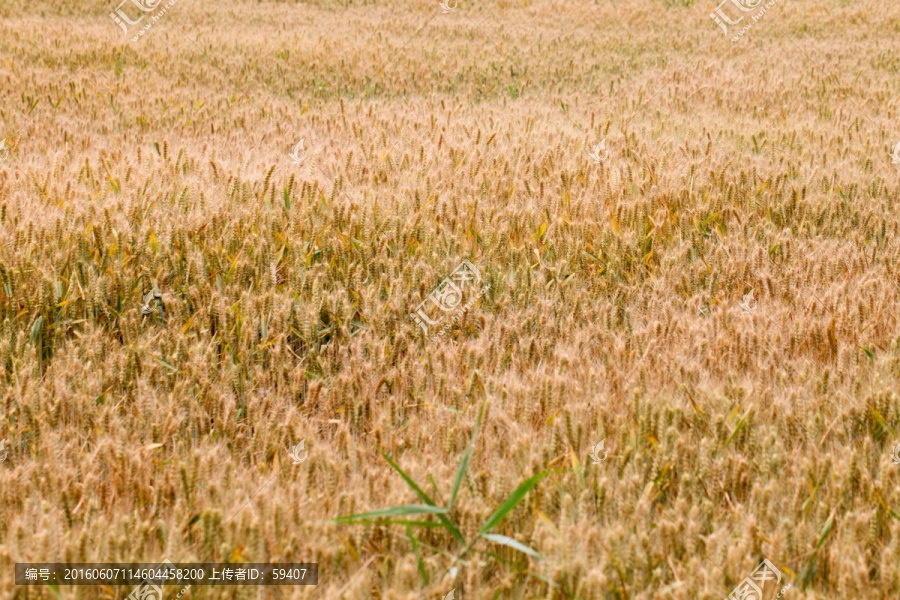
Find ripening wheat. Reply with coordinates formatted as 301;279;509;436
1;0;899;599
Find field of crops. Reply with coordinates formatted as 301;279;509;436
2;0;900;598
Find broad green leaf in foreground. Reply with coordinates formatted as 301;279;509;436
382;452;466;545
479;471;552;535
332;504;448;523
450;401;486;510
481;533;542;559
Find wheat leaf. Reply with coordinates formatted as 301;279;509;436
478;471;551;535
450;401;486;510
381;452;465;544
481;533;542;559
332;504;448;523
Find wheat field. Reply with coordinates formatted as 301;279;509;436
1;0;900;598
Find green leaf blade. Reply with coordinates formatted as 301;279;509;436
450;401;486;510
407;524;429;585
381;451;466;545
332;504;448;523
481;533;542;559
478;471;552;536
